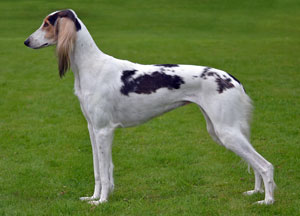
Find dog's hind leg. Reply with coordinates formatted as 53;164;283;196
214;126;275;204
200;105;265;196
243;169;264;195
199;106;222;146
193;89;275;204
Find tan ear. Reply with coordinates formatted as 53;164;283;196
56;17;76;77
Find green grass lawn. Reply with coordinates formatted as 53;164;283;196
1;0;299;215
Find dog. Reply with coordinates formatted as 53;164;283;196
24;9;275;205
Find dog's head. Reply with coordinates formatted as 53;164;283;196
24;9;81;77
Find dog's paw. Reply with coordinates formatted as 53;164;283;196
254;199;274;205
88;199;107;205
79;196;99;201
243;189;264;196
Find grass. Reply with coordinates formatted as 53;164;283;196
0;0;299;215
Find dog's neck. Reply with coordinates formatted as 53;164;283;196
69;20;108;98
70;21;105;72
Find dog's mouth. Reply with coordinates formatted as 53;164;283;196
33;43;49;49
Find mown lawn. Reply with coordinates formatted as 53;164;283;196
0;0;299;215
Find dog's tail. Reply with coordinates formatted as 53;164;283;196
239;90;253;141
238;89;253;173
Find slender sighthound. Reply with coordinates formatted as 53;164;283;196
24;9;275;205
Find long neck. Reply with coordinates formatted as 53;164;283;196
70;21;105;72
69;20;107;96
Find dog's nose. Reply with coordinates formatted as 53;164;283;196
24;39;30;47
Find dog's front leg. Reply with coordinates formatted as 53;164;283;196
89;126;115;205
80;123;101;201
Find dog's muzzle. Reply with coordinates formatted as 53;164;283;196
24;39;30;47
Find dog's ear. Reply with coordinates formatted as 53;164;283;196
56;17;76;78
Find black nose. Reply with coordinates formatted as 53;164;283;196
24;39;30;47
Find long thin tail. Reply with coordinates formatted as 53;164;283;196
239;89;253;141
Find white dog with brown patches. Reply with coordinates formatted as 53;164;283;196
24;9;275;205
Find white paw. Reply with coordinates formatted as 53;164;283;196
79;196;99;201
243;189;264;196
254;199;274;205
88;199;107;205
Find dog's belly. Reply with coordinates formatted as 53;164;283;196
114;94;187;127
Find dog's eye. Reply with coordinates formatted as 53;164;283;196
43;22;49;27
